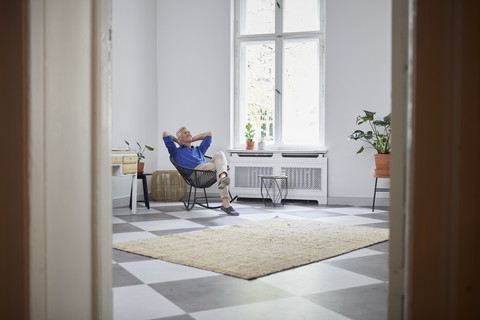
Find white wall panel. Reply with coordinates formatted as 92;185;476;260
112;0;159;200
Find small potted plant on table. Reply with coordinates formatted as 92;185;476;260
348;110;391;175
124;140;154;174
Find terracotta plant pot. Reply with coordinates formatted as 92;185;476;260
137;162;145;174
374;154;390;176
246;141;255;150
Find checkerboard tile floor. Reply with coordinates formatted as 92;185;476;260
113;199;389;320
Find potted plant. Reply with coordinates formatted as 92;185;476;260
258;123;267;150
348;110;391;175
124;140;154;174
245;123;255;150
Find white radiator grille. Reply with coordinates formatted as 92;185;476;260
281;167;322;190
228;150;328;204
234;166;273;188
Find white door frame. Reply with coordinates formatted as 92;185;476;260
29;0;112;318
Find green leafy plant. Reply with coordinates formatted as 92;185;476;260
245;123;255;142
348;110;391;154
124;140;154;163
258;109;272;143
259;123;267;143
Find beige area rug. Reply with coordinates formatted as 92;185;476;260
113;217;389;280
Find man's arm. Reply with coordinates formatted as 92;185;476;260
192;131;212;142
163;131;180;145
162;131;178;156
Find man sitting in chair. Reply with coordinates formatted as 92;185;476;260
163;126;239;216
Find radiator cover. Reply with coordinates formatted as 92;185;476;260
228;150;327;204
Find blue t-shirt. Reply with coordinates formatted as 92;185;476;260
163;135;212;169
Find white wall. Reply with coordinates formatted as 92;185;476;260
325;0;392;205
112;0;159;200
112;0;391;205
156;0;232;170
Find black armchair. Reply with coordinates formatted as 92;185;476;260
170;156;237;211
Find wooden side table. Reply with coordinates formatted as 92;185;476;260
372;174;390;212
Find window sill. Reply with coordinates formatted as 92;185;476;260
227;149;328;157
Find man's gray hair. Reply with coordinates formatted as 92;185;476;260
176;126;188;138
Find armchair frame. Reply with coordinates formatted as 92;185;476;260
170;156;238;211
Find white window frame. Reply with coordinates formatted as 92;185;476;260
233;0;326;150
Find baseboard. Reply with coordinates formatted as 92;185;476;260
112;193;151;209
208;192;389;208
112;197;128;208
327;196;390;207
113;193;389;209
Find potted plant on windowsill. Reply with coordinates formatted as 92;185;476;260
258;123;267;150
348;110;391;175
124;140;154;174
245;123;255;150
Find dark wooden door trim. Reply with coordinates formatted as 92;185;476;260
0;0;30;319
407;0;480;318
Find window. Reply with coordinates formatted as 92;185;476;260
234;0;325;148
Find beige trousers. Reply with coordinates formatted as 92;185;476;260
194;151;229;198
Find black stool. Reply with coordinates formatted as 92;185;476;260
130;173;152;209
372;174;390;212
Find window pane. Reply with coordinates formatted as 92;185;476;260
283;0;320;33
240;42;275;144
240;0;275;35
282;39;319;145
